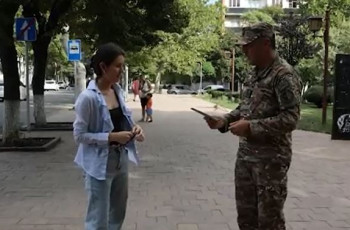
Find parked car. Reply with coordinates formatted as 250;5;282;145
199;84;224;94
57;81;67;89
44;80;59;91
0;82;27;101
167;84;197;95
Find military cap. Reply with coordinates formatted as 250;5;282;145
236;22;275;46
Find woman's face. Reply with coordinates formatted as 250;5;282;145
101;55;125;84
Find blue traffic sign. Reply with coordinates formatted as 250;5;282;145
68;39;81;61
15;18;37;41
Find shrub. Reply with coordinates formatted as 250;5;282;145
304;85;334;108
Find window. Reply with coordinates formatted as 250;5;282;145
229;0;240;7
288;0;298;8
272;0;282;7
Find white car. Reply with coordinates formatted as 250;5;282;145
199;85;224;94
57;81;67;89
0;82;27;102
44;80;59;91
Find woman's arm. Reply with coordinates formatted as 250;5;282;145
73;93;110;146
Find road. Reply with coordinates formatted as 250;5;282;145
1;94;350;230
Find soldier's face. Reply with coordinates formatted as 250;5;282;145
242;38;270;66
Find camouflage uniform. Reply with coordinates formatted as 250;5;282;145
219;23;302;230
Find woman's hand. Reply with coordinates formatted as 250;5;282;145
109;131;134;145
132;125;145;142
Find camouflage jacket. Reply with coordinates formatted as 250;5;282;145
220;56;301;162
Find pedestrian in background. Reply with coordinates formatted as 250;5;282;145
138;75;152;122
131;76;139;102
146;93;153;122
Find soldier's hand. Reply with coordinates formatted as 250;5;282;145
205;116;225;129
229;119;251;137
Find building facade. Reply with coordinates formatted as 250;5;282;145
223;0;298;30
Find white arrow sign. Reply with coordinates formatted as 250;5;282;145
20;20;28;41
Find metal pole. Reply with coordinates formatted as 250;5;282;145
199;62;203;91
25;42;31;131
231;48;235;93
322;8;330;125
125;65;129;101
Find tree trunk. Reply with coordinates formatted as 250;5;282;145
32;38;51;126
155;71;161;94
2;101;20;144
1;46;21;143
74;62;86;102
0;2;21;143
33;95;46;126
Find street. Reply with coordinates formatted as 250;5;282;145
0;94;350;230
0;90;75;129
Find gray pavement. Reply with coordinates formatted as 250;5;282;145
1;94;350;230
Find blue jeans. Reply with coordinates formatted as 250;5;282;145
84;147;128;230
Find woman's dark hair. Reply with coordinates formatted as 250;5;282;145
91;42;125;76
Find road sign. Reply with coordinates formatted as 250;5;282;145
68;40;81;61
15;18;37;41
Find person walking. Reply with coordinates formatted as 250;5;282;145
138;75;152;122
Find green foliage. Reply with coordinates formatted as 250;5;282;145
303;85;334;108
202;61;215;79
241;10;275;25
68;0;190;53
127;0;221;80
296;57;323;85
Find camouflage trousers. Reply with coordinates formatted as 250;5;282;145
235;158;290;230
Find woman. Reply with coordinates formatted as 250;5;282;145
138;75;152;122
73;42;144;230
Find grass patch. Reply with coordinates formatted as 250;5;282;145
199;95;333;134
298;104;332;134
201;94;239;110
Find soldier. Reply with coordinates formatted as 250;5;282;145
205;22;301;229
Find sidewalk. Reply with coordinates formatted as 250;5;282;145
1;94;350;230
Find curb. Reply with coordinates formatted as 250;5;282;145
20;122;73;131
0;137;61;152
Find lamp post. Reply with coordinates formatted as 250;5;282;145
308;7;330;125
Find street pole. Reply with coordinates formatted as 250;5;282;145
231;48;235;94
125;65;129;101
199;62;203;91
322;8;330;125
25;41;31;131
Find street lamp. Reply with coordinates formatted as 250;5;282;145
307;7;330;125
307;16;323;35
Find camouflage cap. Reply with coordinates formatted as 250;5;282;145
236;22;275;46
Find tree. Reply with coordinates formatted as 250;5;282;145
128;0;221;91
276;14;318;66
0;1;22;143
68;0;190;53
22;0;73;126
241;10;275;26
